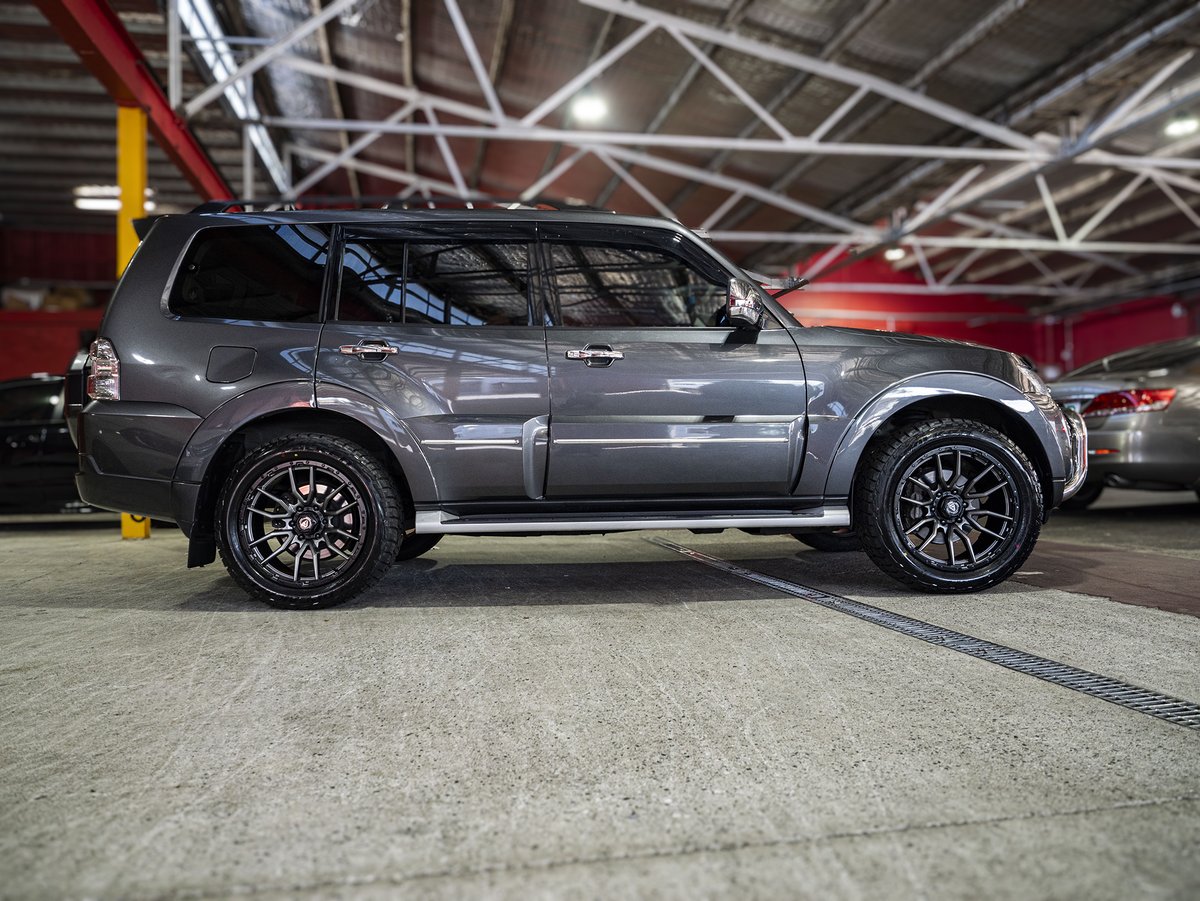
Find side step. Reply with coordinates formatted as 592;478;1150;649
414;507;850;535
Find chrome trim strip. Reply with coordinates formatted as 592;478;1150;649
421;439;521;447
553;437;790;445
415;508;850;534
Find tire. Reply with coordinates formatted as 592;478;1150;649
792;530;862;552
1060;481;1103;511
396;532;442;561
854;418;1042;593
216;434;401;609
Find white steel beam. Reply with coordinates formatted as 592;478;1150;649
1087;49;1194;142
519;146;589;200
593;148;676;218
286;101;419;199
904;165;983;232
1035;174;1068;243
287;144;467;197
666;26;791;140
579;0;1041;151
1070;172;1147;242
521;21;657;126
707;231;1200;255
808;84;869;142
184;0;360;117
1151;174;1200;231
426;106;470;198
443;0;505;123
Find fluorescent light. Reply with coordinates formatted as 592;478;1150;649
74;184;119;198
571;94;608;123
884;247;905;261
1165;115;1198;138
74;198;157;212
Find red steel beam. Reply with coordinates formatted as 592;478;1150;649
34;0;232;201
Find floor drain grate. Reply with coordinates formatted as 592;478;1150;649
648;536;1200;731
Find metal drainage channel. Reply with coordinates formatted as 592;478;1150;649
647;537;1200;731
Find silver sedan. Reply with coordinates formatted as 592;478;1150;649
1050;336;1200;508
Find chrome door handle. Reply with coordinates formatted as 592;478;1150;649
565;346;624;367
339;342;398;359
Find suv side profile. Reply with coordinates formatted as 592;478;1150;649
71;206;1086;608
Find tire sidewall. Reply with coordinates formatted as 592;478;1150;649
218;439;392;608
862;424;1041;591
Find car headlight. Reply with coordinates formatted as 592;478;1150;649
1013;355;1050;397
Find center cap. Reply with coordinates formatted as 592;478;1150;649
295;512;321;536
939;496;963;520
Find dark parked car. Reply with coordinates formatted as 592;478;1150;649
1050;336;1200;507
0;373;93;514
69;205;1085;608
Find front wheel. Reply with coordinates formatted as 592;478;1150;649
854;419;1042;593
216;434;401;609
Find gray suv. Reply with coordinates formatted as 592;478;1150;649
70;206;1086;608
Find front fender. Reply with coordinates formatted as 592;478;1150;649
822;372;1065;500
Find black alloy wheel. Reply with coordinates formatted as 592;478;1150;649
216;434;401;609
855;419;1042;592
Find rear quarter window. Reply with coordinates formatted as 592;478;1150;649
168;225;330;322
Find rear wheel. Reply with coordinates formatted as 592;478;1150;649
216;434;401;609
855;419;1042;593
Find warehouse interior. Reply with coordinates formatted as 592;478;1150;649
2;1;1199;898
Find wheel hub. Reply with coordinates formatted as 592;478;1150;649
936;494;965;522
292;509;324;538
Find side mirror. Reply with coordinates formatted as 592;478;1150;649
727;278;763;330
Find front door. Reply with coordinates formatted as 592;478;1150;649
539;225;807;500
316;223;549;503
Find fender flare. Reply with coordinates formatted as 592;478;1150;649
823;372;1061;500
173;381;438;501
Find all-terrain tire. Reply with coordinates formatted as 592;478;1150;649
854;418;1042;593
216;434;401;609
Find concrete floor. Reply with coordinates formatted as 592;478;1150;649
1;491;1198;900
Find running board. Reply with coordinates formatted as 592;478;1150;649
414;507;850;535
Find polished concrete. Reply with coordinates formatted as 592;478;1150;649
1;491;1198;899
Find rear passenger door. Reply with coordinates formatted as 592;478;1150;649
539;224;807;499
315;223;550;503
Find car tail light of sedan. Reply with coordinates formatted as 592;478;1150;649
86;338;120;400
1080;388;1176;419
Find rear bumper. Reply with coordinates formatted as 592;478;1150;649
1081;419;1200;490
76;456;175;521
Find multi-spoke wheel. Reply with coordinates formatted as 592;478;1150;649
855;418;1042;592
216;434;401;609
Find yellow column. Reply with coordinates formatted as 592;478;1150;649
117;104;152;540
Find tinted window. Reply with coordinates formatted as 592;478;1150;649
338;239;531;326
545;242;727;328
169;225;329;321
0;382;58;422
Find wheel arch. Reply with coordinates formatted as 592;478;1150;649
177;396;434;567
826;376;1058;522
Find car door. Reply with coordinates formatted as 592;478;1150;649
316;222;550;503
539;223;807;499
0;377;76;511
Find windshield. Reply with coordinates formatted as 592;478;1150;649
1066;339;1200;376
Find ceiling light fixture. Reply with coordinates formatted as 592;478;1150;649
884;247;906;262
571;93;608;124
1165;114;1199;138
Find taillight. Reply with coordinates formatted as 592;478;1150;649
87;338;120;400
1080;388;1175;419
